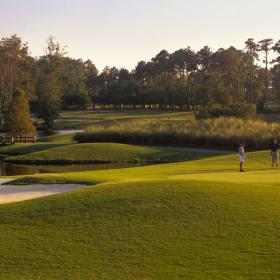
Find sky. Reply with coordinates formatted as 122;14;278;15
1;0;280;71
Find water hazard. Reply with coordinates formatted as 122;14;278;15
0;159;139;176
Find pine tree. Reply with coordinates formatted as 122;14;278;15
5;88;36;136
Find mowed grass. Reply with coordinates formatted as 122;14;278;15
60;110;195;121
0;143;69;156
39;133;78;143
1;150;280;279
52;110;195;130
12;149;277;186
5;143;225;164
1;179;280;278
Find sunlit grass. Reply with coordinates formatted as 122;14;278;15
2;150;280;279
76;117;280;149
5;143;225;164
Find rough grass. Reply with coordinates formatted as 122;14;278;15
75;117;280;150
4;143;225;164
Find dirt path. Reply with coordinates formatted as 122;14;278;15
0;179;87;204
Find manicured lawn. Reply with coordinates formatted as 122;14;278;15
10;149;275;186
1;150;280;279
5;143;226;164
0;143;69;156
50;110;195;130
60;110;195;121
39;133;78;143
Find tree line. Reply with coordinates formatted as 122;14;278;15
1;34;280;129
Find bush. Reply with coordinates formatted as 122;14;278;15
257;101;265;113
196;103;256;119
227;103;256;118
75;117;280;150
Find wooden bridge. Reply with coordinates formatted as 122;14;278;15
0;136;37;145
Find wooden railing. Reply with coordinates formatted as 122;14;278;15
0;136;37;145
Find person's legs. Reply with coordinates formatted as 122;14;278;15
272;152;278;167
240;159;245;172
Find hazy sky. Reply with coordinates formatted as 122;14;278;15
1;0;280;71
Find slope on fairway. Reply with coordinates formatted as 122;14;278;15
5;142;225;164
0;179;280;279
0;143;69;156
12;149;279;186
2;150;280;279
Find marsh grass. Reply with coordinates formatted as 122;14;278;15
75;117;280;150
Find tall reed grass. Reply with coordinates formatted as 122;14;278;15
75;117;280;150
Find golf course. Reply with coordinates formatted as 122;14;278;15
2;1;280;278
0;139;279;279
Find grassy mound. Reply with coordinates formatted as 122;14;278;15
39;133;77;143
0;143;69;156
75;117;280;149
5;143;225;164
0;178;280;279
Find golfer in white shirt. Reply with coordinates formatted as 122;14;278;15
239;144;245;172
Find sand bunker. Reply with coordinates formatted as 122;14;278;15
0;179;86;204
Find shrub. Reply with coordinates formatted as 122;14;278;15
75;117;280;150
196;103;256;119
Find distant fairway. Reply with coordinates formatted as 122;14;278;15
0;149;280;279
53;110;195;130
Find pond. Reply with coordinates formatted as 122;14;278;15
0;159;140;176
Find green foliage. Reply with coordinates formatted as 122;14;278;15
61;58;90;110
0;35;35;112
196;103;256;119
61;94;90;110
76;117;279;149
1;34;277;117
35;70;61;130
34;37;65;130
5;88;35;136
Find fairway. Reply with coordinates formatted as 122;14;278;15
1;150;280;279
53;110;195;130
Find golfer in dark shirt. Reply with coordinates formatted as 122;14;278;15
271;140;280;167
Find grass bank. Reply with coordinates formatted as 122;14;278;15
39;133;77;143
0;143;70;156
4;143;225;164
75;117;280;150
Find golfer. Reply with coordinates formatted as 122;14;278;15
239;144;245;172
271;139;280;167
